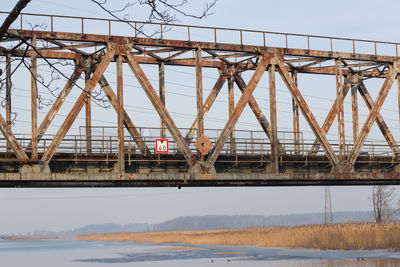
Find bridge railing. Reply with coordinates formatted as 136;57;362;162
0;128;396;160
1;11;399;57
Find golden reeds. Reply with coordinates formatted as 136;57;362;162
76;222;400;250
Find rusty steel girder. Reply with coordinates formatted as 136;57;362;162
1;12;400;186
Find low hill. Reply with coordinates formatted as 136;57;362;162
29;210;374;236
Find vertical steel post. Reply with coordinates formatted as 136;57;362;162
228;76;236;154
30;36;38;159
291;71;300;154
6;54;11;153
117;55;125;174
269;64;278;173
335;59;345;160
85;70;92;154
351;85;359;144
195;47;204;138
398;75;400;131
159;62;166;138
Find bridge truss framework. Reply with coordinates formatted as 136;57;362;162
0;12;400;187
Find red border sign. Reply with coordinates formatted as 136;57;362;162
155;139;169;153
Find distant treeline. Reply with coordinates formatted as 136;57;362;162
25;211;376;236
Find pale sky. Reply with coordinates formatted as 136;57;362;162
0;0;399;234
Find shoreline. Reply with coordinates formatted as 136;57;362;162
4;222;399;251
0;235;67;240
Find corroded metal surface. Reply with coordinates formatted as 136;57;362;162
0;12;400;186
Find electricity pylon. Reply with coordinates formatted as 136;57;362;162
325;186;333;224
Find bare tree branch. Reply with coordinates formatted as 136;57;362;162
372;186;397;223
139;0;217;23
0;0;32;39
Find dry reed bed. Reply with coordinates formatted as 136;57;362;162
76;223;400;250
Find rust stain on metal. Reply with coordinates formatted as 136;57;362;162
5;54;11;153
1;13;400;184
228;76;236;154
269;64;279;173
159;62;166;138
30;36;38;159
84;69;92;154
0;113;28;159
291;71;300;154
335;59;345;160
351;85;359;143
195;47;204;139
117;55;125;174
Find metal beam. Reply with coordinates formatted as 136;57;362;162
117;55;125;174
309;82;351;154
234;75;272;141
291;71;300;154
195;47;204;138
358;82;400;155
277;61;340;167
207;54;270;165
0;114;28;159
159;62;166;138
2;45;389;78
41;48;114;162
98;75;150;155
228;76;236;154
398;75;400;132
17;30;398;63
269;64;279;173
351;85;359;144
36;65;84;142
85;70;92;154
335;59;345;160
126;53;195;166
349;68;397;165
30;36;38;159
6;54;11;153
185;74;227;141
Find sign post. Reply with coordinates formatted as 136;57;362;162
155;139;169;153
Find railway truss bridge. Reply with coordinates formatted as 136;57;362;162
1;12;400;187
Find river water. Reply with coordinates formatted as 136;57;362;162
1;237;399;266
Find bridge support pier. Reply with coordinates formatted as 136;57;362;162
331;161;355;175
19;162;51;180
189;160;217;179
393;164;400;173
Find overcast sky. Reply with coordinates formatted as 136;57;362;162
0;0;399;234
